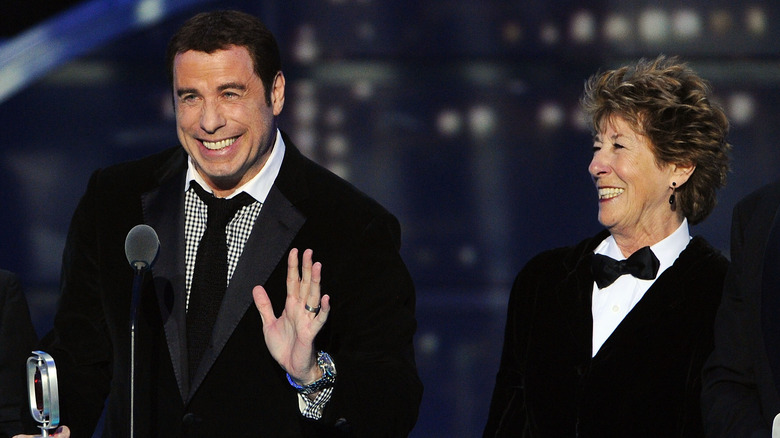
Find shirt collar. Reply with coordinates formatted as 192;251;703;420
185;129;285;203
595;218;691;276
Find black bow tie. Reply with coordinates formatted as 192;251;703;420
590;246;660;289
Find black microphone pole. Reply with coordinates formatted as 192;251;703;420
124;224;159;438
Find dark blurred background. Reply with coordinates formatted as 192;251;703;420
1;1;779;436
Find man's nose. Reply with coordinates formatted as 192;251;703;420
200;100;226;134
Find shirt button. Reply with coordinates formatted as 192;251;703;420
611;305;620;312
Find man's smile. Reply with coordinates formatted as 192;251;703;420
202;136;239;150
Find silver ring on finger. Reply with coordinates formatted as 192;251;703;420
305;303;321;314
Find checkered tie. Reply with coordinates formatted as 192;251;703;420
187;181;254;379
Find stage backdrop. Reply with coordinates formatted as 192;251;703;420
1;1;779;436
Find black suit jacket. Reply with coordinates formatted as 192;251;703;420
484;231;728;437
0;270;38;438
35;133;422;437
702;179;780;438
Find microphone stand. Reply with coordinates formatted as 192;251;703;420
129;262;146;438
124;223;159;438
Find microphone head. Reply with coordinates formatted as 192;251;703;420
125;224;160;271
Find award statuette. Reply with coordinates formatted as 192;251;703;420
27;351;60;437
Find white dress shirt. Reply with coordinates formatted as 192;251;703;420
185;128;285;202
591;218;691;356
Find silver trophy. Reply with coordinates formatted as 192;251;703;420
27;351;60;436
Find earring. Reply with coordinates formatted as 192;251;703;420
669;182;677;206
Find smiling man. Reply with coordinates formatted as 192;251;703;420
173;45;282;197
18;10;422;438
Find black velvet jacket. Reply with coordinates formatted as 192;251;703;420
32;134;422;437
484;230;728;437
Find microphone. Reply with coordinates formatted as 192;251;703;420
125;224;160;273
124;224;159;438
125;224;160;327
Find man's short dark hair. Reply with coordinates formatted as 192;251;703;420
166;10;281;105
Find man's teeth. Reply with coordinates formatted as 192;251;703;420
598;187;624;199
203;138;237;150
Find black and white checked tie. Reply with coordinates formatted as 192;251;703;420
187;181;254;379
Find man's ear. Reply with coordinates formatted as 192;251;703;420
271;71;285;116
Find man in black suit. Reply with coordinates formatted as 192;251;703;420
0;270;37;438
702;179;780;437
17;10;421;438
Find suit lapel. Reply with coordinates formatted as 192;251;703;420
594;271;681;360
139;139;311;401
593;239;702;360
562;232;701;361
187;185;306;397
141;165;189;401
558;235;602;360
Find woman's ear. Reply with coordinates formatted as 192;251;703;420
672;162;696;187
